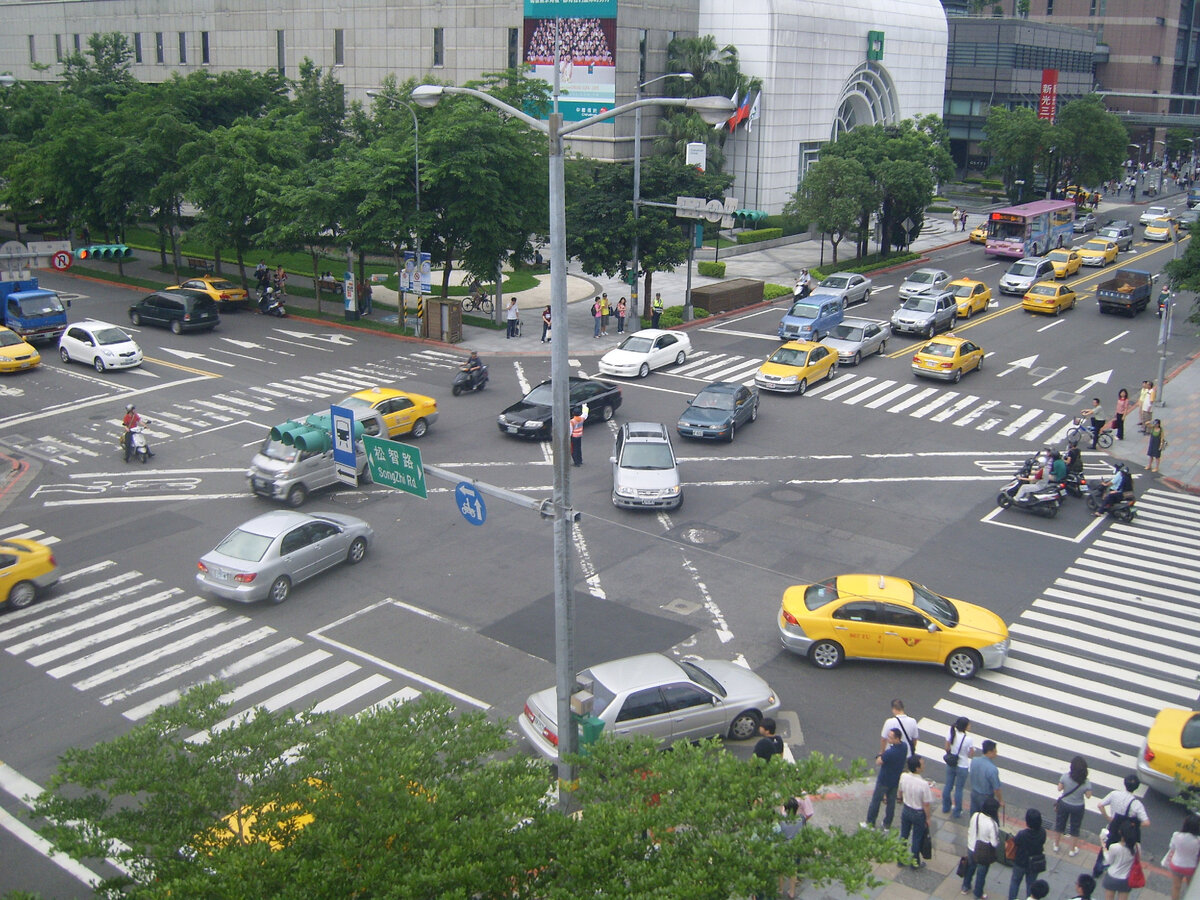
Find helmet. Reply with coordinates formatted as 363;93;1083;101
125;404;134;412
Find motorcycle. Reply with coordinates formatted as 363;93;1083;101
1158;288;1171;318
451;364;489;396
794;272;813;300
1087;480;1137;522
996;457;1065;517
1061;470;1088;498
122;423;153;464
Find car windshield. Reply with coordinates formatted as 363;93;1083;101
678;660;726;698
214;528;274;562
767;347;807;366
338;396;376;411
907;271;937;285
260;437;299;463
94;327;131;345
1182;713;1200;750
0;330;23;347
15;295;65;315
920;342;955;357
619;442;674;470
910;582;959;627
829;324;864;341
1099;229;1121;238
1049;251;1071;261
1030;285;1055;296
952;284;975;297
787;302;819;318
901;297;935;312
1084;241;1107;251
804;578;839;610
524;384;553;405
691;390;735;410
617;335;654;354
208;280;238;291
820;275;850;289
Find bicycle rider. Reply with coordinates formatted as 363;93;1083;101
1080;397;1105;450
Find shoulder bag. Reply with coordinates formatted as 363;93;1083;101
1054;778;1083;814
944;732;966;769
1128;848;1146;889
972;816;997;866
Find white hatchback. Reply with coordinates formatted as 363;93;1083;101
58;320;143;372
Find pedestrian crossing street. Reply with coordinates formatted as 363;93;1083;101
917;488;1200;810
0;549;437;739
669;351;1073;445
30;352;463;466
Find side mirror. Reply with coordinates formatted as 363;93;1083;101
608;456;616;464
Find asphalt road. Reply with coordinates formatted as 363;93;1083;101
2;215;1199;893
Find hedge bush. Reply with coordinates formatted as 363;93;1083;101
697;260;726;277
657;304;709;329
735;227;784;245
763;282;792;300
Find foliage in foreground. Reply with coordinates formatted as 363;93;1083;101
31;685;897;898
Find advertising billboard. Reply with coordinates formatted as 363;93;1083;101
1037;69;1058;122
523;0;617;122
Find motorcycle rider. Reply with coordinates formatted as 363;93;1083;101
121;404;152;462
1048;449;1068;483
1064;441;1084;476
461;350;484;390
1014;450;1051;504
1095;463;1134;517
794;269;815;298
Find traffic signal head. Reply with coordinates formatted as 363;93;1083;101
77;244;132;260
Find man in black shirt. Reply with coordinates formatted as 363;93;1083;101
753;717;783;762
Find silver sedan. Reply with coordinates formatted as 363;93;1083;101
822;317;891;365
196;510;373;604
815;272;873;308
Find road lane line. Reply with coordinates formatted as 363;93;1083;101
930;394;979;423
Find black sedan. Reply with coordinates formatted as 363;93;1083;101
497;377;622;439
677;382;759;442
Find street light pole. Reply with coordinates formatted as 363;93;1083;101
412;84;731;809
630;72;692;322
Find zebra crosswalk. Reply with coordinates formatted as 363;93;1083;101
916;488;1200;809
0;555;441;729
667;351;1073;445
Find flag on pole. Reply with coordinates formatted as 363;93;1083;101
716;89;738;131
729;92;752;133
747;92;761;132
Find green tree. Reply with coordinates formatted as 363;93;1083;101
60;32;136;111
783;156;876;263
32;686;896;899
981;106;1052;202
1163;231;1200;324
1050;96;1128;189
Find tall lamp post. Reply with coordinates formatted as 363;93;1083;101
630;72;693;321
413;83;732;807
367;91;421;321
1154;139;1167;194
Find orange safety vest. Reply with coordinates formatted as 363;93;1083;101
570;415;584;438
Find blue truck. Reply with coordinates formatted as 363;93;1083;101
0;278;69;343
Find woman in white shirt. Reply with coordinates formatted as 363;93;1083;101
1166;813;1200;900
962;797;1000;899
942;716;975;819
1102;821;1139;900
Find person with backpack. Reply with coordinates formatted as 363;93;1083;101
1093;774;1149;880
962;797;1000;899
1007;808;1048;900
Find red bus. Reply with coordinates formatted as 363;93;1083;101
984;200;1075;259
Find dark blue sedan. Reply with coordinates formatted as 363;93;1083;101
677;382;759;442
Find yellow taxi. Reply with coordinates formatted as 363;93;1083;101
911;334;984;383
0;326;41;373
1022;281;1077;316
338;387;438;438
1;538;59;610
969;224;987;244
1078;238;1119;267
166;275;250;310
753;340;838;396
1137;708;1200;797
777;574;1009;679
1145;217;1177;242
949;278;991;318
1048;248;1082;278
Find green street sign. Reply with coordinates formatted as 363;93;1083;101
363;436;427;499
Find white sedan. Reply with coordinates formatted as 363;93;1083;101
58;320;143;372
597;329;691;378
1140;205;1170;226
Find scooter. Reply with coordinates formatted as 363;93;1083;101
1157;288;1171;318
451;364;488;396
265;290;288;318
996;458;1065;517
1087;480;1137;522
122;423;153;464
1061;470;1088;498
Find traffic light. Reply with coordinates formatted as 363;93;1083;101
76;244;132;260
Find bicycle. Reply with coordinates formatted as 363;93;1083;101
461;291;493;314
1065;417;1114;449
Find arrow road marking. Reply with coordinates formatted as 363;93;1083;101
158;347;236;368
1075;368;1112;395
220;338;264;349
274;329;357;346
996;354;1038;377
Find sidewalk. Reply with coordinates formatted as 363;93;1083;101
803;779;1175;900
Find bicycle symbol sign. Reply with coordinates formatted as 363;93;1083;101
455;482;486;526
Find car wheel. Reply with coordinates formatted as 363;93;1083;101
962;306;971;319
410;418;428;439
346;537;368;564
827;363;838;381
808;640;844;670
7;581;36;610
638;362;650;378
851;351;861;366
878;340;887;355
675;350;686;366
286;484;307;508
925;323;934;338
130;311;141;326
726;423;736;443
1046;503;1060;519
1054;303;1062;318
864;289;871;302
749;402;758;422
1070;297;1076;310
59;347;70;363
952;368;962;384
976;355;982;372
599;403;614;422
796;379;808;396
841;297;848;310
170;319;183;335
268;576;291;605
728;710;761;741
93;357;106;373
945;648;982;680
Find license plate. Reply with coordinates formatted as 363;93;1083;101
506;425;517;434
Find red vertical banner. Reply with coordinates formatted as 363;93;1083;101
1037;69;1059;122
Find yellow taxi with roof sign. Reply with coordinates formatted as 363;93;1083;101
1144;217;1178;242
1048;248;1082;278
1022;281;1077;316
1078;238;1119;267
949;278;991;319
911;334;984;383
337;387;438;439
